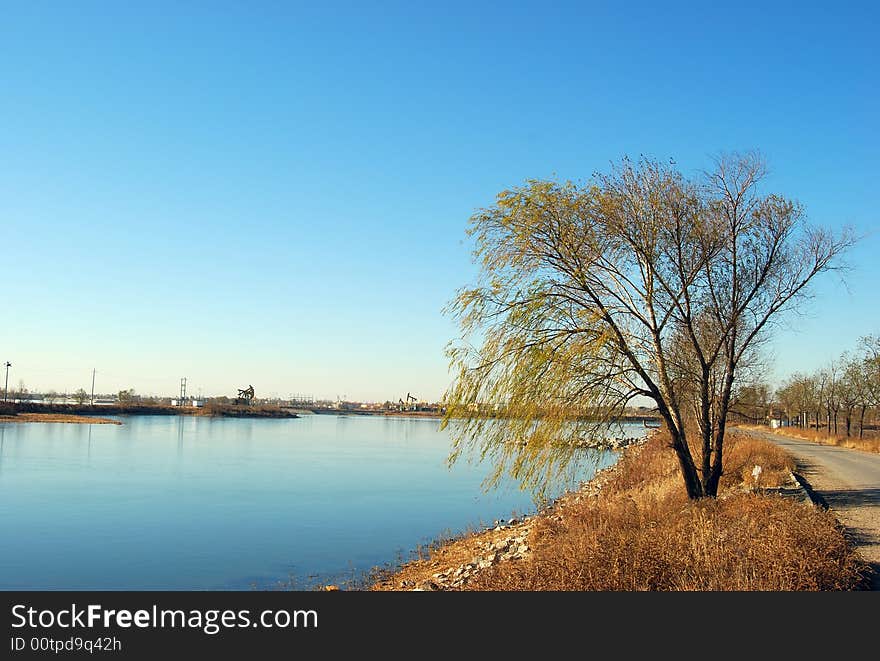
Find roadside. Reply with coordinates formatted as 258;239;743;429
737;423;879;455
736;426;880;590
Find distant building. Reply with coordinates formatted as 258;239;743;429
171;398;204;408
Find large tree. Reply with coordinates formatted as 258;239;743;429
732;381;771;425
775;373;816;428
442;153;852;499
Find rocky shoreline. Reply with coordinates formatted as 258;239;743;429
372;430;655;591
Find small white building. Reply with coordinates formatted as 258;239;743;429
172;398;204;408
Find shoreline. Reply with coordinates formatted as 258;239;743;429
0;403;299;421
0;412;122;425
369;434;650;591
368;427;866;591
0;408;439;424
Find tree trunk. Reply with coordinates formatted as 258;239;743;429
671;433;703;499
699;370;712;495
705;403;730;498
704;425;725;497
859;406;866;439
704;369;735;498
662;412;703;499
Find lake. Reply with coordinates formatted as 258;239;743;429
0;414;635;590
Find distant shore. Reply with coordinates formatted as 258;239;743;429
307;408;662;424
0;402;299;421
0;412;121;425
0;403;439;423
306;408;444;419
1;402;662;425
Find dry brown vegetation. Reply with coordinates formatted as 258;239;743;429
372;430;868;591
0;412;121;425
737;424;880;455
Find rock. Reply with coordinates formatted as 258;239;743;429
418;580;441;591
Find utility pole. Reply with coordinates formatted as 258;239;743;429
3;362;10;403
90;368;96;406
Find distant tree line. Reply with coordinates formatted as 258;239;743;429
732;335;879;438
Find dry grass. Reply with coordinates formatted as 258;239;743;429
738;424;880;455
372;430;868;591
599;427;794;498
0;412;121;425
718;435;795;491
466;492;862;591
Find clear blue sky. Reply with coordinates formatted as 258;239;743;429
1;2;877;401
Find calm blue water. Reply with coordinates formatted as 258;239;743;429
0;414;631;590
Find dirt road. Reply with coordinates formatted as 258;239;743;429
738;427;880;589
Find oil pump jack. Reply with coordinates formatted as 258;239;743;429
395;393;419;412
236;385;255;406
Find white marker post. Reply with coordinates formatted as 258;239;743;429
751;464;763;491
